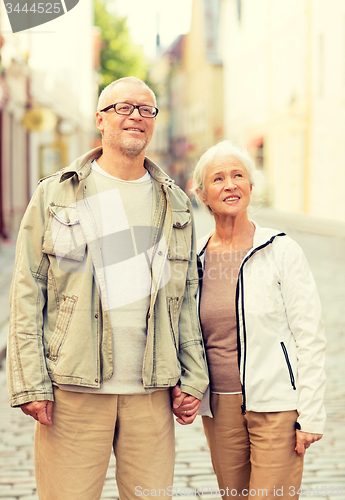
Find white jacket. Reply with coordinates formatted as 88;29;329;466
197;221;326;434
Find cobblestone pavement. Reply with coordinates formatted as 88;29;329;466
0;208;344;499
0;240;16;365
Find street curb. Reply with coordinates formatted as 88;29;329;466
253;207;345;238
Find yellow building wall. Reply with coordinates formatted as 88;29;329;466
182;0;224;168
222;0;345;221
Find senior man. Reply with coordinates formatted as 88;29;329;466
7;76;208;500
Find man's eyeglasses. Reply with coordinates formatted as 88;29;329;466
100;102;159;118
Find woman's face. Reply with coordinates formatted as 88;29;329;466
200;156;252;218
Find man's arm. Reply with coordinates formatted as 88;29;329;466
173;200;208;416
7;183;53;409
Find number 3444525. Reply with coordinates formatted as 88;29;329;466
5;3;61;13
289;486;344;496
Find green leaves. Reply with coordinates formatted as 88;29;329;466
94;0;148;92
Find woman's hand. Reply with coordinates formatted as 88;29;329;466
171;385;201;425
295;430;322;456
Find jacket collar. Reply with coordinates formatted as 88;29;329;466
59;146;175;187
197;220;284;257
144;157;175;187
59;147;102;182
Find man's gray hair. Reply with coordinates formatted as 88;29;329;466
192;140;256;212
97;77;157;111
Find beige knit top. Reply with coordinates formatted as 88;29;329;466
200;249;250;393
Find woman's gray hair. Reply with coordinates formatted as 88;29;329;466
97;77;157;111
192;141;256;211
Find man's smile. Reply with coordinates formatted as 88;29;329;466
124;126;144;133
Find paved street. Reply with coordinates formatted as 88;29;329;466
0;206;344;499
0;240;15;366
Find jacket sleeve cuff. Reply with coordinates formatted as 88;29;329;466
179;383;204;400
10;391;54;408
295;420;325;434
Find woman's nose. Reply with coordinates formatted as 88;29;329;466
224;179;236;190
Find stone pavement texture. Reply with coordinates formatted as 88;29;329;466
0;240;15;365
0;206;344;499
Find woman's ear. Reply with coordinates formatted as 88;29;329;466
196;188;208;205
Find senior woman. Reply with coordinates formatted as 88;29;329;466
174;141;326;499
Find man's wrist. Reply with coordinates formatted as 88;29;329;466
179;385;202;400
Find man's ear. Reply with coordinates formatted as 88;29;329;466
95;112;104;133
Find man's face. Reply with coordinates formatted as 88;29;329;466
96;82;157;158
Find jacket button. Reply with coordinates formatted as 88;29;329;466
186;209;190;213
158;251;162;256
95;379;98;383
46;352;50;358
147;313;150;319
63;296;66;301
95;314;98;319
176;222;181;227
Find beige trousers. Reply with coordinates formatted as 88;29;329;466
35;387;175;500
202;393;304;500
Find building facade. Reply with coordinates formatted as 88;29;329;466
0;1;98;239
149;0;345;222
222;0;345;221
148;0;224;192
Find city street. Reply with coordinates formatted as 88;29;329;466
0;207;344;500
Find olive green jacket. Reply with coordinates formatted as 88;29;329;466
7;147;208;407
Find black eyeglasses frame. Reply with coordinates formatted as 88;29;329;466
100;102;159;118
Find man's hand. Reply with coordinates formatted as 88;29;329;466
295;430;322;456
20;400;53;426
171;385;200;425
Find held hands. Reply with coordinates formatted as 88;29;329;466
295;430;322;456
20;400;53;426
171;385;200;425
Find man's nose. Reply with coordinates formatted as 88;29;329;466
130;108;142;119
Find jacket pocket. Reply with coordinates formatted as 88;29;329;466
168;210;191;260
280;341;296;390
167;296;181;353
46;295;78;362
43;204;86;261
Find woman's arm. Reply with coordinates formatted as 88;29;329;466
279;238;327;435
